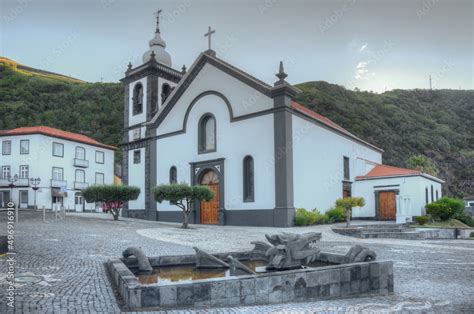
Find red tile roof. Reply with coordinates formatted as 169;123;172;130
290;101;383;152
356;164;420;180
0;126;116;150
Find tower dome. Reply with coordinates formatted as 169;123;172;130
142;10;172;67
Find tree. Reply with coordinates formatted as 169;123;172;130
82;185;140;220
153;184;215;229
335;197;366;227
406;155;439;177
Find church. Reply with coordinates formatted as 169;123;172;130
121;13;444;226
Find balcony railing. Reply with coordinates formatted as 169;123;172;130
0;178;30;187
50;179;67;188
74;158;89;168
74;182;89;190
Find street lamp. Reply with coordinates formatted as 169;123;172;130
7;174;18;205
30;177;41;210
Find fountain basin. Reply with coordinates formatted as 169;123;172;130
107;250;394;310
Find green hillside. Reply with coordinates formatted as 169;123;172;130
0;61;472;197
0;61;123;161
294;81;473;197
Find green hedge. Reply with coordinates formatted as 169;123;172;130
295;208;329;226
414;216;429;225
326;207;346;223
426;197;464;221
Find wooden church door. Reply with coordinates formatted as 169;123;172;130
200;170;220;224
378;191;396;220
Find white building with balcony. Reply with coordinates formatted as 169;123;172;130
0;126;115;211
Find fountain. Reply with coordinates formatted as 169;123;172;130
107;232;393;309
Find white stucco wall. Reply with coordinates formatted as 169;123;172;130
157;63;273;136
292;115;383;212
155;93;275;212
0;134;114;211
127;147;146;209
353;175;443;222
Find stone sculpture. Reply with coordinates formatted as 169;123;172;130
227;255;257;276
122;247;152;273
262;232;322;270
194;247;229;268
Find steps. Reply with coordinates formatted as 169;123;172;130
332;224;425;240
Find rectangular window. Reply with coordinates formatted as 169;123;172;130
95;151;105;164
19;165;29;179
75;147;85;160
52;167;64;181
2;141;11;155
2;166;11;179
20;140;29;154
95;172;104;185
52;142;64;157
20;190;28;204
133;150;141;164
343;156;350;180
75;170;85;183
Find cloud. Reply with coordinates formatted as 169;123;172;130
359;43;368;52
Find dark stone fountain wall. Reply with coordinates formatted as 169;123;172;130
107;253;394;310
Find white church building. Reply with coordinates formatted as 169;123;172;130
121;15;444;226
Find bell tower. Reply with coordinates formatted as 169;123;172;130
120;9;184;219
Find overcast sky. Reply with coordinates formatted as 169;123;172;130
1;0;472;92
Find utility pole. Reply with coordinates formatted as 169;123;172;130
429;75;432;90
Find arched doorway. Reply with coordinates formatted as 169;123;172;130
199;170;220;224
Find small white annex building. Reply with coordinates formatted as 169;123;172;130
0;126;115;211
121;16;444;226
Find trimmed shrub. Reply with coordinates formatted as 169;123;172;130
425;197;464;221
295;208;328;226
153;184;214;229
414;216;429;225
326;207;346;223
82;185;140;220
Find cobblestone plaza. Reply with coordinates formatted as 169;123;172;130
1;211;473;313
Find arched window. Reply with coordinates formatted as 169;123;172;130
75;169;85;183
161;83;172;104
431;185;434;202
425;187;429;204
199;114;216;153
243;156;254;202
169;166;177;184
132;83;144;115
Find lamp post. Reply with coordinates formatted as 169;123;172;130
30;177;41;210
7;174;18;205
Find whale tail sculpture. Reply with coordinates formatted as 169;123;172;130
122;247;152;273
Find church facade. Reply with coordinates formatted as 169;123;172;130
121;18;443;226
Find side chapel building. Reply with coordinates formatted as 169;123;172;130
121;14;444;226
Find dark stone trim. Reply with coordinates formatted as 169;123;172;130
190;158;225;225
242;155;255;203
147;52;273;129
273;93;295;227
121;138;150;150
144;132;157;221
225;209;274;226
374;189;399;220
157;210;191;224
121;61;183;85
154;93;283;140
146;75;158;120
122;209;147;219
374;184;400;189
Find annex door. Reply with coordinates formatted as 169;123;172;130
378;191;396;220
200;170;220;224
75;192;84;212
